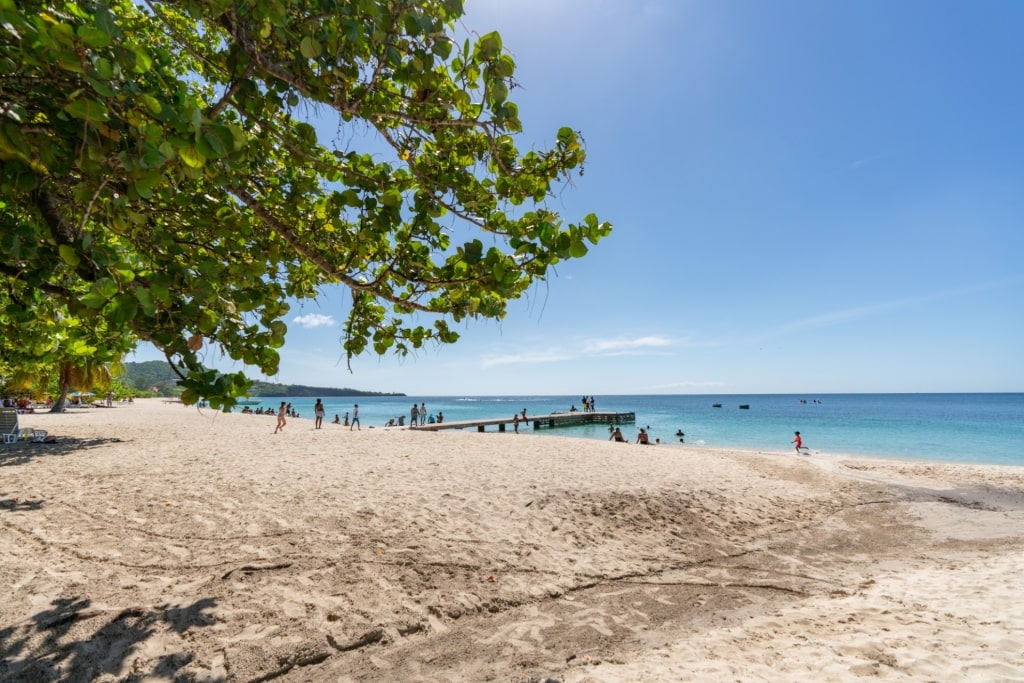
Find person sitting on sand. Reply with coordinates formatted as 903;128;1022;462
636;428;650;445
609;427;626;442
332;414;340;424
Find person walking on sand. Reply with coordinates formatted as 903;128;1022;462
314;399;325;429
410;403;419;427
792;431;804;454
513;413;520;433
350;403;361;430
274;401;287;433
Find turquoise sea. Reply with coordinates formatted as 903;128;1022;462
242;394;1024;466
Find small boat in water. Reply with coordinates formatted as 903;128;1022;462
712;403;722;408
237;399;262;406
738;404;750;409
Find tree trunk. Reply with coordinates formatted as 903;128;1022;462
48;365;72;413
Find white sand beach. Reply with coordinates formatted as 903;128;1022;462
2;399;1022;682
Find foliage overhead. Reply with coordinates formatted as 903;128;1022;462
0;0;610;408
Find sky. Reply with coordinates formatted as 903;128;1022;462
131;0;1024;396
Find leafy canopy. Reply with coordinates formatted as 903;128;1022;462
0;0;610;407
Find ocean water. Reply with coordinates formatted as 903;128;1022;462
241;394;1024;466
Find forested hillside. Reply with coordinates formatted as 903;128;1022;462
123;362;403;398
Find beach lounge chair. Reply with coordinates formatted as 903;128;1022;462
0;409;47;443
1;408;21;443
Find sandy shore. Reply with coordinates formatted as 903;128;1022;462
2;399;1022;682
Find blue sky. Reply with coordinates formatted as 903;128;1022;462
132;0;1023;396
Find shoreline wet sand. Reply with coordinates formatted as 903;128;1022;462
3;399;1022;681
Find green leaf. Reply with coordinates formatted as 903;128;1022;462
300;36;321;59
178;146;206;168
139;93;162;115
131;46;153;73
57;244;80;267
81;291;108;310
0;124;31;164
380;188;403;208
463;240;483;264
63;96;109;122
107;294;138;323
78;25;111;48
198;308;218;335
132;169;161;198
95;278;119;298
477;32;502;59
134;288;156;316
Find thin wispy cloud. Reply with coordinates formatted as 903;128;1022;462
292;313;336;329
652;380;728;391
848;154;887;170
762;278;1020;341
482;335;675;368
582;336;673;355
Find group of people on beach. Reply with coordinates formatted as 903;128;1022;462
609;425;660;445
268;400;450;433
264;398;813;455
243;403;298;418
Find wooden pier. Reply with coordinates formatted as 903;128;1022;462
413;410;635;433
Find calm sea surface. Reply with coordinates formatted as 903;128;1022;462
242;394;1024;466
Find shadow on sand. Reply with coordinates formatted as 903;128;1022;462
0;436;129;468
0;596;217;682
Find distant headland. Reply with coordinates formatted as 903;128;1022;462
246;381;405;398
122;361;404;398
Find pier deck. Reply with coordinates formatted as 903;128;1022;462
413;410;635;433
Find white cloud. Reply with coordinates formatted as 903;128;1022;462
481;335;675;367
582;335;673;355
292;313;336;329
480;348;575;368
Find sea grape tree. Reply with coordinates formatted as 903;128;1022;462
0;0;610;406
